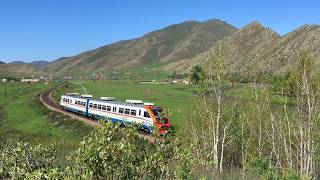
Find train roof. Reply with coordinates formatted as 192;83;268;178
62;94;149;108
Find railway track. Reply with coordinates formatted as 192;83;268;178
40;88;98;127
39;87;156;142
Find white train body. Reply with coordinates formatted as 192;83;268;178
60;93;170;133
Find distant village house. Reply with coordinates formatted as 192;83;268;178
21;79;39;83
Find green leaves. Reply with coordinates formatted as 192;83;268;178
0;122;197;179
70;122;177;179
0;142;57;179
190;65;205;85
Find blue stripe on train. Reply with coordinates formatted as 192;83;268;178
85;99;90;117
63;106;153;132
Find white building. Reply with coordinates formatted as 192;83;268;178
21;79;39;83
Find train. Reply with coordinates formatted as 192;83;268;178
59;93;170;134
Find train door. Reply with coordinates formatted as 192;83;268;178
123;108;130;123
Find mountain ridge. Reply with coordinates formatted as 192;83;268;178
45;19;238;75
186;21;320;76
7;60;50;69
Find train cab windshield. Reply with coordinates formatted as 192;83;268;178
151;107;168;124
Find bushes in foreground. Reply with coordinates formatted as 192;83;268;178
0;122;192;179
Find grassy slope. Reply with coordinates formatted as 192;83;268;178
0;82;89;145
53;80;197;132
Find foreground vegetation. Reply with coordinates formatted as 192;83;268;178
185;50;320;179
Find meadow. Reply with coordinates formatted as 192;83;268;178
0;82;92;162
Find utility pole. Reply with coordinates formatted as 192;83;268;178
4;81;6;97
2;79;7;97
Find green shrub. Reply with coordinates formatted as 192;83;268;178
0;142;57;179
248;156;276;180
280;167;300;180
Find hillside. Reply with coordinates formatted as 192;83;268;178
29;60;51;69
191;21;280;74
45;19;237;75
0;61;5;64
8;60;50;69
0;64;43;77
190;22;320;75
266;24;320;73
9;61;26;64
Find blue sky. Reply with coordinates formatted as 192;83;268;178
0;0;319;63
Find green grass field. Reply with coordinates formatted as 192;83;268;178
225;83;295;105
0;82;92;161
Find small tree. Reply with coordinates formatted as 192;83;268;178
190;44;236;175
190;65;205;84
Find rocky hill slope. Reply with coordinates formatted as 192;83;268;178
189;22;320;76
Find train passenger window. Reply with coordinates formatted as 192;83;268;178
93;104;97;109
124;109;130;115
89;103;93;108
98;104;102;109
83;102;86;107
70;100;72;104
139;110;141;116
102;105;106;111
131;110;136;116
113;107;117;112
144;111;150;118
119;108;124;114
75;100;77;104
107;106;111;111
